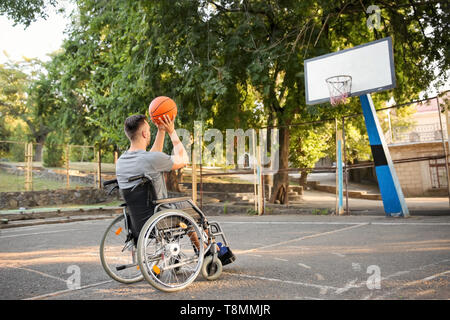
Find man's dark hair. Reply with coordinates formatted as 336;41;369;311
124;114;147;141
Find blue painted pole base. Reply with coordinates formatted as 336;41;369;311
359;94;409;217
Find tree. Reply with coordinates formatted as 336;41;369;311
0;61;52;160
289;122;333;187
32;0;448;200
0;0;58;27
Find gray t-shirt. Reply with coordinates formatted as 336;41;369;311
116;150;174;200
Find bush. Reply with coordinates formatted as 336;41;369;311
43;136;64;168
9;142;26;162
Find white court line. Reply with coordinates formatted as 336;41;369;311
335;259;450;296
220;221;450;226
224;272;339;292
298;263;311;269
221;221;363;225
374;270;450;300
239;223;368;254
274;258;288;262
296;296;324;300
332;252;346;258
9;266;68;283
422;270;450;281
23;280;114;300
0;229;79;239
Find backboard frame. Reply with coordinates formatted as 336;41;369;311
304;37;396;105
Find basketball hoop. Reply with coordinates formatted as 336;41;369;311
326;75;352;106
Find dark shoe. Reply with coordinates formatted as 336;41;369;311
218;248;236;266
217;243;236;266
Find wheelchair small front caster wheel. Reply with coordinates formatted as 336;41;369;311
202;255;223;281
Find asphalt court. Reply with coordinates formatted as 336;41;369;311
0;214;449;300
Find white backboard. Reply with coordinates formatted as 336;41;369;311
304;37;396;105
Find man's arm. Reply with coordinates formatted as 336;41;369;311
149;128;165;152
169;130;189;170
158;115;189;170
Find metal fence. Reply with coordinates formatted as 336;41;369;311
191;91;450;214
0;141;114;192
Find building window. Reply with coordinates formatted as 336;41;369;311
429;158;449;188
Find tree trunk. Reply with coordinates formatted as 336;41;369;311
33;133;47;162
269;126;290;204
299;169;309;187
165;169;182;192
265;111;274;189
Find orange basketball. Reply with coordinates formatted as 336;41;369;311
149;96;177;125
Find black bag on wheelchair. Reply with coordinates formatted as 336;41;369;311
120;181;157;244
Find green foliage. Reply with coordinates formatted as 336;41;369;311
9;142;25;162
43;134;64;167
312;208;330;215
0;0;57;27
0;60;52;150
289;123;333;169
3;0;448;183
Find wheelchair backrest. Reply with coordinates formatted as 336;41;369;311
120;179;158;242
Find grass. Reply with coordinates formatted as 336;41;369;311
1;161;116;174
0;161;253;193
0;171;91;192
312;208;331;215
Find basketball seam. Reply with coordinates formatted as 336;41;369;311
151;107;176;119
150;97;171;116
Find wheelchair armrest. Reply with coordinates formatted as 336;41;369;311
103;179;118;187
153;197;192;205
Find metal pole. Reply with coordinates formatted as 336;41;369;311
66;145;70;189
257;139;263;215
253;129;258;212
200;162;203;210
335;118;338;215
97;146;102;189
25;143;33;191
436;96;450;207
192;161;197;205
342;117;349;215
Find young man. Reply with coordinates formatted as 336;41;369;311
115;114;190;243
116;114;188;198
116;112;235;266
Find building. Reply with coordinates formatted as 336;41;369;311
387;93;449;197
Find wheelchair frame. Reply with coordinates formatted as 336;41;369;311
100;173;231;292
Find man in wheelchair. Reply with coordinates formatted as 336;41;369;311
115;113;234;266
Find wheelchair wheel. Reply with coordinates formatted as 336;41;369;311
137;209;205;292
100;214;143;284
201;255;223;281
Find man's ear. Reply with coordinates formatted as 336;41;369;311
142;128;148;139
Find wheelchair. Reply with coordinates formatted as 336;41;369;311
99;173;235;292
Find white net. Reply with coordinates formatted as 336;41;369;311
326;75;352;106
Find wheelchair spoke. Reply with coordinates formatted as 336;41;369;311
138;210;206;291
100;215;143;284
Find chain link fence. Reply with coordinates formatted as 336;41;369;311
0;141;115;192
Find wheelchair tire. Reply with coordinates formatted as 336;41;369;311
137;209;205;292
100;214;143;284
201;255;223;281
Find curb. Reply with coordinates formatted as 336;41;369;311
1;202;448;229
0;206;122;229
0;214;119;229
